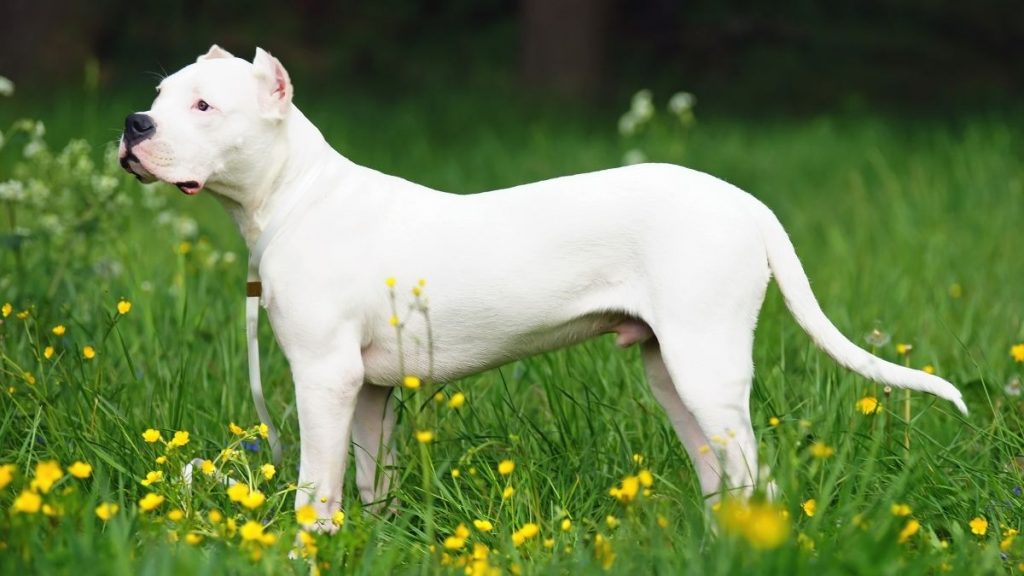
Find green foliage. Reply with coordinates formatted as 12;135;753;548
0;88;1022;575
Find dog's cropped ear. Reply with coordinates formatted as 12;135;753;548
197;44;234;62
253;47;293;120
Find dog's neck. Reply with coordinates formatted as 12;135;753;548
214;105;353;249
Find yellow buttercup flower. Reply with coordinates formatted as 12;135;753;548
95;502;119;521
769;416;780;427
185;533;203;545
229;422;245;436
168;509;184;521
209;510;223;523
16;310;29;320
227;483;250;503
43;346;54;359
403;376;421;390
898;519;920;543
261;463;276;480
609;475;641;504
117;300;132;315
23;372;35;385
970;516;988;536
140;470;163;487
332;510;345;526
138;492;165;512
385;277;396;288
801;499;816;517
891;503;912;517
52;325;66;336
594;533;615;569
296;504;318;526
240;520;265;541
896;343;913;355
13;490;42;514
638;469;653;487
502;486;514;500
241;490;266;509
1;303;11;317
922;365;936;375
167;430;190;448
200;460;215;475
448;392;466;409
83;346;96;360
657;515;669;528
31;460;63;493
68;461;92;479
856;396;881;415
142;429;161;443
1012;344;1024;363
258;423;269;439
474;519;494;531
809;442;835;459
0;464;15;490
389;315;399;327
415;430;434;444
498;460;515;476
560;518;572;531
511;523;539;547
715;498;790;550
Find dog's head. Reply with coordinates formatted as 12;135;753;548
119;45;293;199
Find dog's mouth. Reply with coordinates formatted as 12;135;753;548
119;147;202;195
175;181;202;196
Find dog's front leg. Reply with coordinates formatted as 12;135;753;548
293;346;364;532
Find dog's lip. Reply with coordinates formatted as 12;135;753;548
175;181;203;195
119;150;154;182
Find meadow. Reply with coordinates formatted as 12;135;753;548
1;83;1023;575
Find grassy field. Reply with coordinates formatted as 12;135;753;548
1;86;1023;575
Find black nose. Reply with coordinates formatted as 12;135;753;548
123;113;156;147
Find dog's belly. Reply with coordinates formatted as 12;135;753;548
360;312;652;385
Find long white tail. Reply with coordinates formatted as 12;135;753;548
751;201;967;415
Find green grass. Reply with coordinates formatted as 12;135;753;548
1;87;1023;575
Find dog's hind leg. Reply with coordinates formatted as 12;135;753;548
352;384;397;511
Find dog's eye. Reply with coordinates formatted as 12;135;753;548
196;99;210;112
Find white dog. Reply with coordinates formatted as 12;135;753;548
120;45;966;527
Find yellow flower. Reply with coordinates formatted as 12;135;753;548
451;468;461;479
561;518;572;531
632;453;644;464
227;483;250;502
1012;344;1024;363
229;422;245;436
23;372;35;385
801;499;816;517
209;510;223;523
415;430;434;444
167;430;190;448
856;396;881;415
970;516;988;536
31;460;63;493
220;448;236;461
332;510;345;527
448;392;466;409
0;464;15;490
498;460;515;475
177;241;191;255
261;463;276;480
241;490;266;509
83;346;96;359
200;460;215;475
117;300;132;315
797;532;815;551
52;324;66;336
258;423;269;439
138;492;165;512
502;486;515;500
95;502;119;521
412;286;422;297
594;533;615;570
657;515;669;528
891;503;912;517
809;442;835;459
922;365;936;375
185;532;203;545
403;375;421;390
898;519;920;543
16;310;29;320
698;445;711;455
44;346;54;359
142;428;161;443
609;475;640;504
68;461;92;479
1;303;11;317
13;490;42;513
226;518;236;536
443;536;466;551
511;523;539;547
638;469;653;487
296;504;318;526
896;343;913;355
769;416;780;427
385;277;396;288
168;509;184;521
474;519;494;531
715;498;790;550
1001;528;1018;551
389;315;399;327
606;515;620;529
240;520;265;541
140;470;164;487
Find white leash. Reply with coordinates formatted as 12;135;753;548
244;160;330;468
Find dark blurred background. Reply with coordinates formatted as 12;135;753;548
1;0;1021;115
